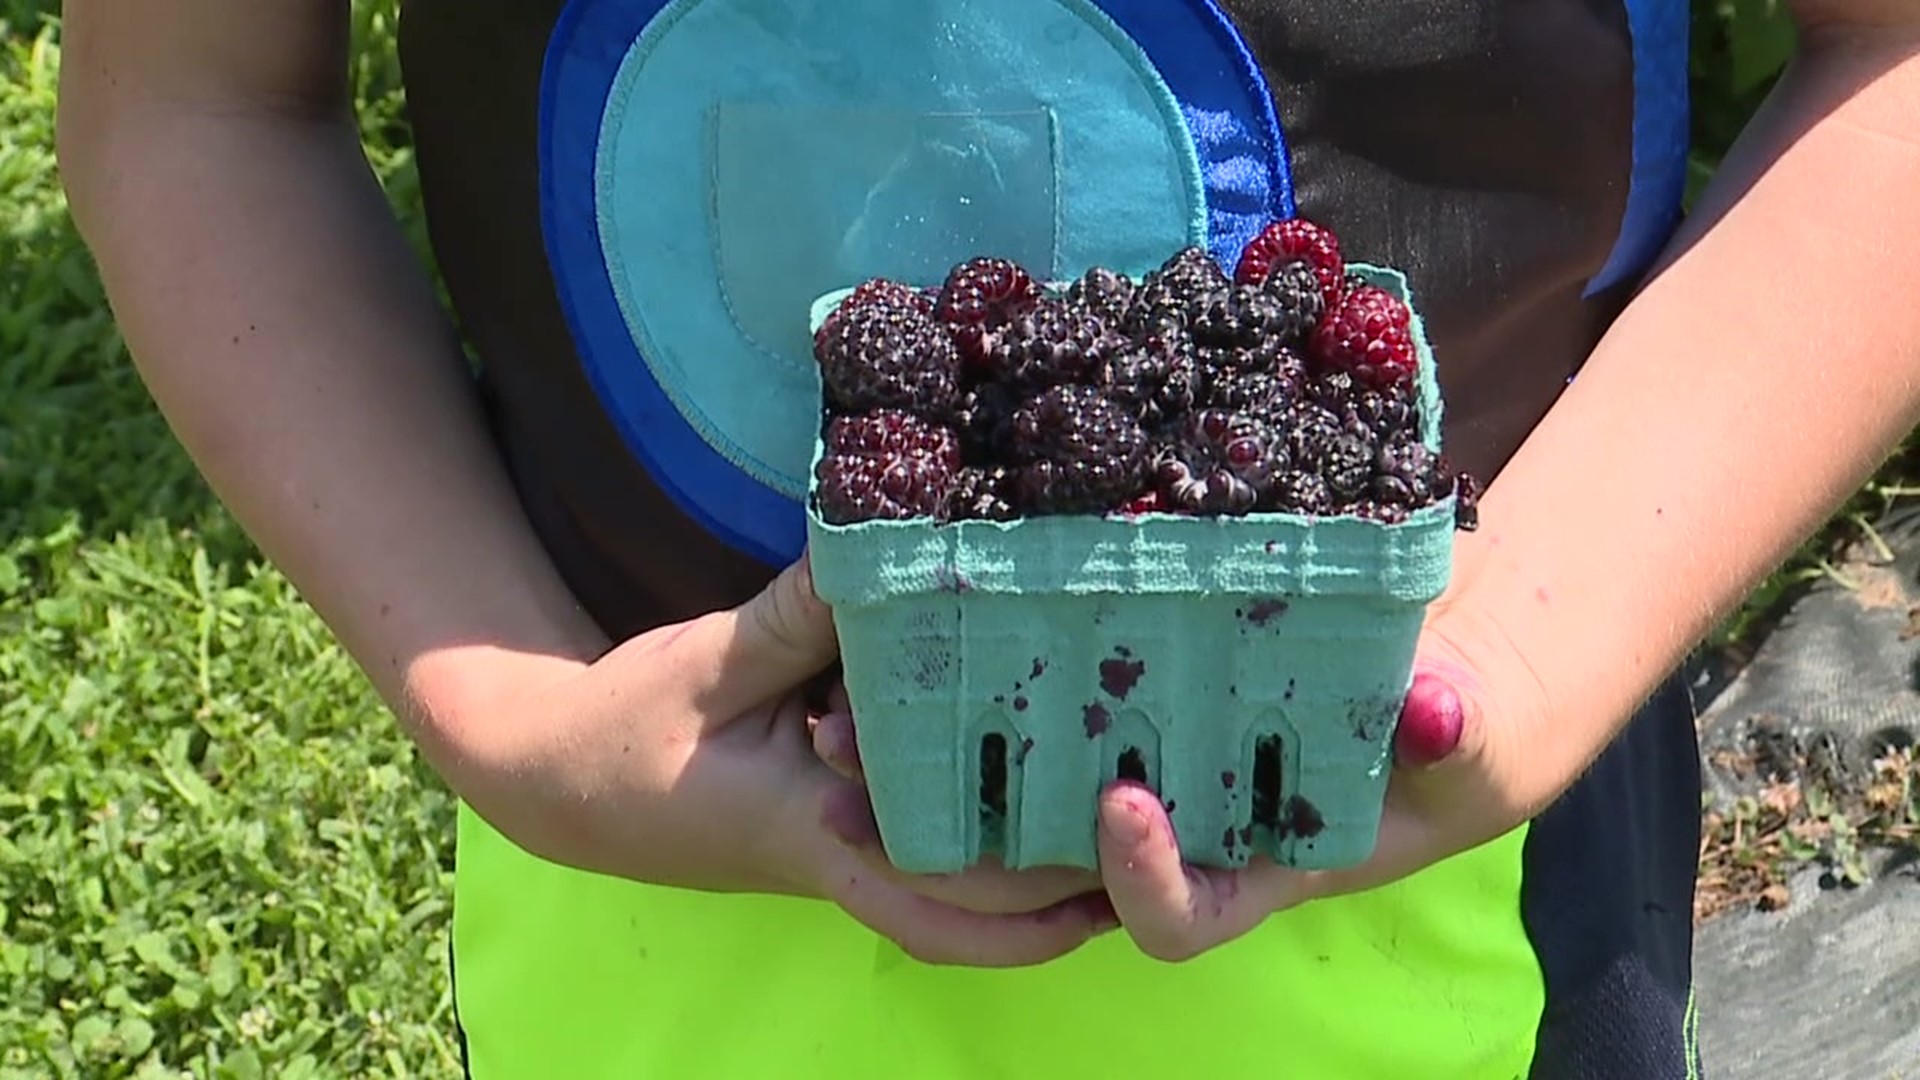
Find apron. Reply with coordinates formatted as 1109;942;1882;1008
393;1;1704;1074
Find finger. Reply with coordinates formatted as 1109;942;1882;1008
827;679;851;715
1380;659;1516;840
680;552;842;720
811;710;864;781
781;770;1115;968
1312;666;1504;901
826;855;1118;968
1394;670;1468;768
820;783;1101;914
1094;782;1299;961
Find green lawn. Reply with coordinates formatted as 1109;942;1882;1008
1;6;457;1077
0;2;1909;1077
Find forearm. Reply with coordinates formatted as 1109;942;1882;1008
58;103;609;762
1445;24;1920;813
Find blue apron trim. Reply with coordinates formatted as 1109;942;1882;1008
1085;0;1297;270
540;0;799;565
1585;0;1690;296
538;0;1294;567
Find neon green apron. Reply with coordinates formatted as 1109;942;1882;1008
449;0;1548;1070
451;804;1543;1078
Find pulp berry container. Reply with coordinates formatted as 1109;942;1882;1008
804;265;1454;874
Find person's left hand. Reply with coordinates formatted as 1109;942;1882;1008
1087;619;1543;961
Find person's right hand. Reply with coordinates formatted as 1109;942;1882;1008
441;554;1115;968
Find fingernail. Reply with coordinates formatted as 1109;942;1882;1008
1397;672;1466;767
833;717;864;772
1108;796;1155;850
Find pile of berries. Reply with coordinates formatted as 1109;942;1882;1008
810;217;1479;530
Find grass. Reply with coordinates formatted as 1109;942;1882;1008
1;5;458;1077
0;1;1915;1075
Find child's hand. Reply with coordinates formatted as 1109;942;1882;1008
443;555;1116;968
1083;625;1533;962
808;703;1109;920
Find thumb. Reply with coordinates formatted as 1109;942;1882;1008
1394;669;1470;769
683;551;841;719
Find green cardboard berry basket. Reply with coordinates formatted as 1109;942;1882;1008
804;265;1454;874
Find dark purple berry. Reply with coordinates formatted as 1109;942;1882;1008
1372;433;1446;507
1007;385;1152;514
1124;247;1229;339
934;257;1043;328
815;453;956;524
943;466;1021;522
1208;369;1300;420
1096;336;1205;429
1257;260;1328;343
955;382;1017;465
824;410;961;470
1154;409;1288;515
1274;470;1334;515
814;300;962;417
1279;401;1344;474
1066;267;1137;327
1454;472;1482;531
1191;284;1293;350
1321;430;1375;503
1346;382;1417;440
934;257;1044;374
988;299;1119;389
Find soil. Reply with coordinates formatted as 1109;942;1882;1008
1688;503;1920;1076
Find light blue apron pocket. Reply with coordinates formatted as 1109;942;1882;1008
544;0;1235;562
710;101;1061;366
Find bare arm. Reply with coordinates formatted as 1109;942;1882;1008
1444;6;1920;819
54;2;608;777
1080;5;1920;959
54;2;1127;963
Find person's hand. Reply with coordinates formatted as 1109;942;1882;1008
1086;615;1543;962
440;554;1116;967
807;698;1109;922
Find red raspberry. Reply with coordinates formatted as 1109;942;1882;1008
1309;284;1418;389
1235;218;1344;308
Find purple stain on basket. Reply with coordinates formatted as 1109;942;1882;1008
1221;770;1237;789
1115;645;1133;658
933;568;973;593
1243;598;1289;626
1013;695;1029;712
1284;677;1296;701
1020;736;1035;757
1082;702;1111;739
1099;657;1146;700
1265;540;1279;554
1284;796;1326;839
1030;658;1047;680
1222;826;1239;853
